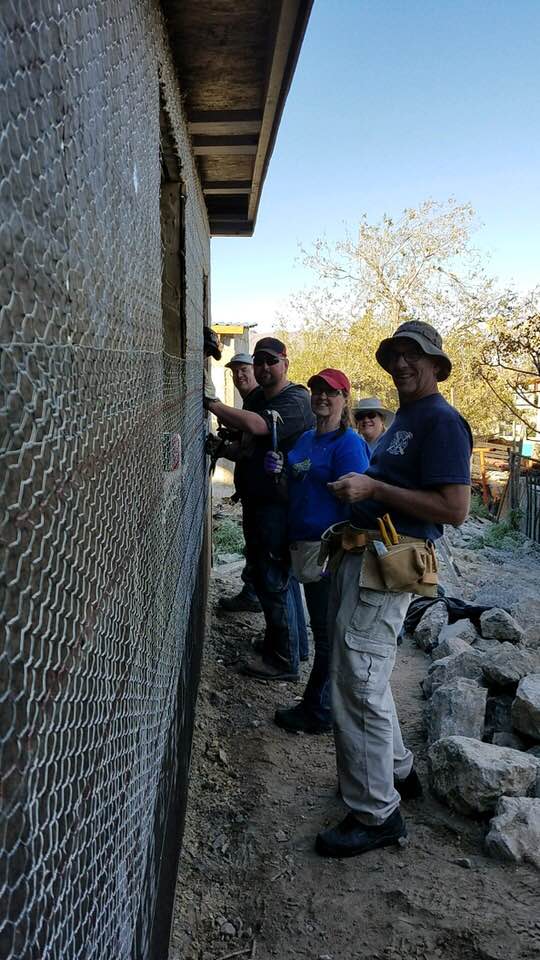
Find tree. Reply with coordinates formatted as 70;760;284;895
474;287;540;433
277;199;515;434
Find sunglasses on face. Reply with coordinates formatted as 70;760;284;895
356;411;378;420
386;348;424;366
311;386;341;397
253;354;280;366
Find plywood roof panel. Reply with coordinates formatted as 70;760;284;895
161;0;313;235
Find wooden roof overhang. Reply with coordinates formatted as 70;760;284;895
161;0;313;236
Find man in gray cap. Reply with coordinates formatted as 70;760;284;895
316;319;473;859
217;353;263;612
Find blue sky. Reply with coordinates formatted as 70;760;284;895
211;0;540;329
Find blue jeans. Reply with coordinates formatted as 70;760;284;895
302;578;332;723
243;500;307;673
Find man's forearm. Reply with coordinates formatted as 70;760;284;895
370;479;469;525
207;400;268;435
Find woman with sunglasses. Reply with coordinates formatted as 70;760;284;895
264;368;369;734
353;397;394;454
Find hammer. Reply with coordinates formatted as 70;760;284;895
265;409;283;483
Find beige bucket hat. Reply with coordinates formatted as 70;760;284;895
376;320;452;382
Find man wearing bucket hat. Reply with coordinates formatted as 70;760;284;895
315;319;473;859
353;397;394;454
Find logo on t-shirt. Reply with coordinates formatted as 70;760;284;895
292;457;311;476
387;431;413;456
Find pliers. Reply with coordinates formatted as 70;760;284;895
377;513;399;547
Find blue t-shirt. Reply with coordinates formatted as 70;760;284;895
351;393;473;541
287;427;370;541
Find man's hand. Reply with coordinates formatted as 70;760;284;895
328;472;377;502
264;450;284;476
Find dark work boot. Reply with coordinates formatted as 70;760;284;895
394;768;423;801
315;809;407;858
240;655;299;683
219;589;262;613
274;702;332;734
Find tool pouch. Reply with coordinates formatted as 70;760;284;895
319;522;349;573
363;540;439;597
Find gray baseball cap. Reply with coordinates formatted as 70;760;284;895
376;320;452;382
225;352;253;368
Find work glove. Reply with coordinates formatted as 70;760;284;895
203;370;218;409
205;434;224;459
264;450;284;476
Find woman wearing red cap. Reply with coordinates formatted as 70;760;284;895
265;368;369;734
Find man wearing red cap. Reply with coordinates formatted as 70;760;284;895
205;337;315;681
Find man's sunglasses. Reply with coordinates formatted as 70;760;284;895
385;348;424;365
253;353;281;366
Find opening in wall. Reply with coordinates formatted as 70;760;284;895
160;104;186;359
160;99;186;472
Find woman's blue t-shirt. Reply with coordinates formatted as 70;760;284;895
287;427;370;541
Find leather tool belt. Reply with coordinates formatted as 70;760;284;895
319;522;439;597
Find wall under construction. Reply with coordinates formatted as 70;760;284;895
0;2;210;957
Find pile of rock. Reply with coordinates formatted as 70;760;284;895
413;601;540;869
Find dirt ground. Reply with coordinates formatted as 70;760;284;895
171;532;540;960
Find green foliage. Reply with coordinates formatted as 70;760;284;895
468;511;526;552
469;493;491;519
276;198;525;434
213;518;245;555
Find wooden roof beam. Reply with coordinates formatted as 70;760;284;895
248;0;312;223
189;109;262;136
192;134;258;156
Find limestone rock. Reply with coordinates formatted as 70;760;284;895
438;619;478;645
492;731;527;750
484;695;514;740
425;678;487;745
512;674;540;740
427;735;540;814
472;636;501;654
480;608;525;644
485;797;540;869
481;644;540;690
414;602;448;652
431;636;472;662
422;649;485;699
510;597;540;649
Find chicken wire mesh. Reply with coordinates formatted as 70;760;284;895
1;3;208;958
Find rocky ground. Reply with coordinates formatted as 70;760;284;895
170;515;540;960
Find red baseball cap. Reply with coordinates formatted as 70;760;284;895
307;368;351;394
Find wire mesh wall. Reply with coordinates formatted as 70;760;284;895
1;3;209;958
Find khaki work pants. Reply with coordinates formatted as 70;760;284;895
329;552;413;825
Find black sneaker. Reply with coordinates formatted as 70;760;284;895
274;703;332;734
219;591;262;613
394;768;423;801
315;808;407;858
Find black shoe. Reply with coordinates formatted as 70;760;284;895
315;809;407;858
394;768;423;800
219;591;262;613
240;655;299;683
274;703;332;734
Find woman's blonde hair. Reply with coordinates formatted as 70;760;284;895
338;397;353;434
